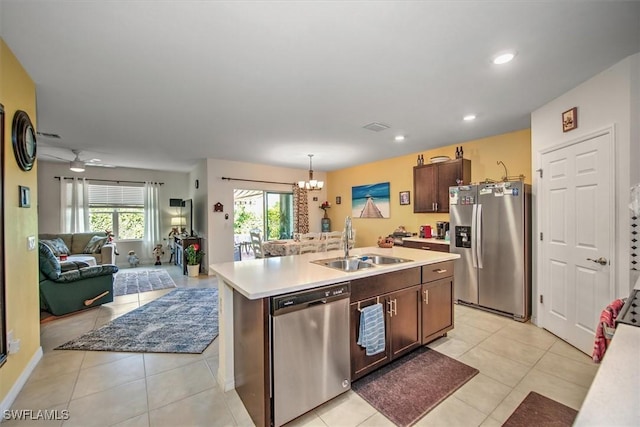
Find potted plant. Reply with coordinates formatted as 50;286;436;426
185;243;204;277
319;201;331;218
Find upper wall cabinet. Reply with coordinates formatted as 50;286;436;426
413;158;471;213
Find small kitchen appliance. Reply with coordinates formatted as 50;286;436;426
435;221;449;239
419;225;432;238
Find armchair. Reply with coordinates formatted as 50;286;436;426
39;243;119;316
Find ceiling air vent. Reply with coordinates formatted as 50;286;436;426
363;122;390;132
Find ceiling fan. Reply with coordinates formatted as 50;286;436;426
40;149;116;171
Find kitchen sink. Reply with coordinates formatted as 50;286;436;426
312;254;412;272
359;254;413;264
312;257;376;272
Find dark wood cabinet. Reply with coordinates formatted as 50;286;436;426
174;236;200;274
387;285;422;359
350;286;422;380
350;297;391;379
413;158;471;213
350;269;423;380
421;262;454;344
403;239;450;253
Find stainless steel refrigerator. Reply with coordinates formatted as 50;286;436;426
449;181;531;321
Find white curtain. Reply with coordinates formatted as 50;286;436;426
143;181;161;257
60;177;89;232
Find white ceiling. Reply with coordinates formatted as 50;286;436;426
2;1;639;173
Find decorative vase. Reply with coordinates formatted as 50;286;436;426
323;209;328;219
187;264;199;277
321;217;331;232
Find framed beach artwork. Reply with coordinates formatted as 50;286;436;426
352;182;390;218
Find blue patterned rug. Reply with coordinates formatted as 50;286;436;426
113;269;177;296
56;288;218;353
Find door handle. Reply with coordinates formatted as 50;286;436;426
433;268;447;274
587;257;608;266
423;289;429;304
387;300;393;317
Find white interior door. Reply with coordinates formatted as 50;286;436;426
539;129;614;355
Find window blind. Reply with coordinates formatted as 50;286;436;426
88;184;144;207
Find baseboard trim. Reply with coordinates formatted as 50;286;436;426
0;347;43;418
217;370;235;392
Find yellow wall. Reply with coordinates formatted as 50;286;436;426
326;129;531;246
0;39;40;404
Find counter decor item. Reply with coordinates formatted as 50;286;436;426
430;155;450;164
377;236;394;248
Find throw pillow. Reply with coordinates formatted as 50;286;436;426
40;237;70;256
83;235;108;254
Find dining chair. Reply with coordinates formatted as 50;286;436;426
299;232;320;241
298;239;320;254
250;231;265;259
323;231;343;251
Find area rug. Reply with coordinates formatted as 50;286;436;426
113;269;177;296
56;288;218;353
352;347;478;426
502;391;578;427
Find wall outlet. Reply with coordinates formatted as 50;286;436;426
9;338;20;354
27;235;36;251
7;330;20;354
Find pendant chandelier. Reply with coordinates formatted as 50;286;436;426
298;154;324;191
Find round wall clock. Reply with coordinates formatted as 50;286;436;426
12;110;37;171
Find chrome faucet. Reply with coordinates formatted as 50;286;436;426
344;216;352;258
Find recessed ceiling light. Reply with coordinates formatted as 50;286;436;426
493;52;516;65
394;135;405;142
463;115;476;121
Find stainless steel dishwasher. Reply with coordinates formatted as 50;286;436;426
271;282;351;427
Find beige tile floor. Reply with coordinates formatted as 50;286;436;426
8;264;599;427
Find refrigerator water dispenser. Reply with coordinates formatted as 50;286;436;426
455;226;472;248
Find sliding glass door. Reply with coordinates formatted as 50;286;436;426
265;192;293;240
233;189;293;244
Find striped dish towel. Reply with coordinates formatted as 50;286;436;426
592;298;625;363
357;303;386;356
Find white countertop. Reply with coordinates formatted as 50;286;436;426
574;275;640;426
403;237;450;245
210;246;459;299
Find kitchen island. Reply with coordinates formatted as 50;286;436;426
210;246;459;427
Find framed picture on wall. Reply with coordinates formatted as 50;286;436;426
19;185;30;208
399;191;410;205
351;182;390;218
562;107;578;132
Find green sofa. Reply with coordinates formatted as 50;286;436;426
39;242;119;315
